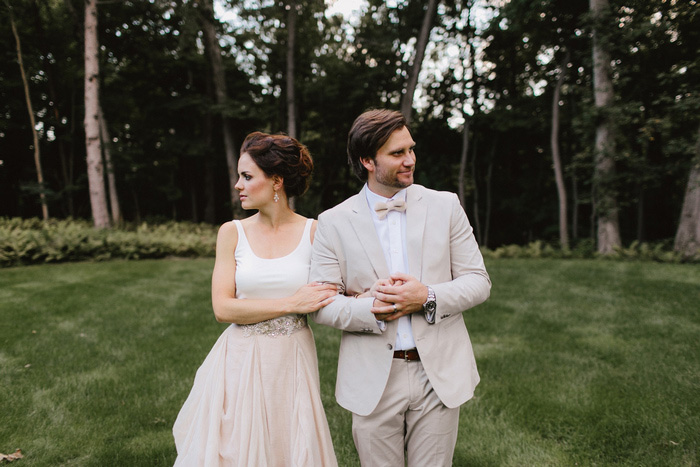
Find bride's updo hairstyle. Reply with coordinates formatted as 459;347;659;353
240;132;314;198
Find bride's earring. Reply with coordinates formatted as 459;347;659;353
274;190;279;203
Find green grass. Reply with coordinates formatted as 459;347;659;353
1;258;699;466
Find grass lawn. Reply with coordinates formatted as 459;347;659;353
1;258;698;466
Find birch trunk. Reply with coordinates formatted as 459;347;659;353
84;0;110;228
551;51;570;249
673;124;700;259
590;0;621;254
286;0;297;210
400;0;438;126
8;1;49;220
286;0;297;138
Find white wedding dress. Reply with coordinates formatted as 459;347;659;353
173;219;337;466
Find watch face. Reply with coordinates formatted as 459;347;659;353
425;301;437;313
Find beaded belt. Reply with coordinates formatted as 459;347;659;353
240;315;307;338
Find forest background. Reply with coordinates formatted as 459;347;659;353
2;0;699;257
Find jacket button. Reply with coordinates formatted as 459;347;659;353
387;344;393;350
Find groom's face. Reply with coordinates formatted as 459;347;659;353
363;126;416;198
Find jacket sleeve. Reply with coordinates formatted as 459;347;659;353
430;193;491;324
309;213;384;333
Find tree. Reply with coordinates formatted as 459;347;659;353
674;125;700;259
196;0;243;219
590;0;620;254
551;51;570;248
6;0;49;220
285;0;298;138
400;0;438;125
98;104;121;224
84;0;110;228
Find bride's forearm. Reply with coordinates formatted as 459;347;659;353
212;297;293;324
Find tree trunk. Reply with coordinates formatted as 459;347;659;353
203;81;217;224
400;0;438;126
572;171;579;240
590;0;621;254
286;0;298;210
197;0;243;219
458;117;470;207
551;50;570;249
84;0;110;228
98;105;121;224
471;136;482;242
7;1;49;220
673;124;700;259
483;143;494;248
286;0;297;138
458;1;475;209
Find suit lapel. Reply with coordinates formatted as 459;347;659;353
406;185;426;279
350;186;390;280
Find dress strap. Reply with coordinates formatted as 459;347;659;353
233;220;250;253
302;218;313;245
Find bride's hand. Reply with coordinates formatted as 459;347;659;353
290;282;337;314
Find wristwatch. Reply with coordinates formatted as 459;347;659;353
423;286;436;323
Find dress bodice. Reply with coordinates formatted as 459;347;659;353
233;218;314;337
234;218;313;300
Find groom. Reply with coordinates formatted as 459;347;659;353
310;109;491;466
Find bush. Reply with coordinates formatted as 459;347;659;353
0;217;218;267
482;238;690;263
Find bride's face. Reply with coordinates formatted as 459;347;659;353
234;152;277;210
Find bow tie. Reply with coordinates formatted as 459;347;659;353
374;199;406;220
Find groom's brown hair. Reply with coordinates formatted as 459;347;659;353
347;109;409;181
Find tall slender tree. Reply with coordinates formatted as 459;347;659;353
590;0;620;253
401;0;438;125
84;0;110;228
285;0;298;138
7;0;49;220
551;51;570;249
98;105;121;224
197;0;243;219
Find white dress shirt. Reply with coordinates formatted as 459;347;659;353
365;185;416;351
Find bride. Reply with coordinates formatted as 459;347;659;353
173;132;338;466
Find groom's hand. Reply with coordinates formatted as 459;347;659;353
370;273;429;322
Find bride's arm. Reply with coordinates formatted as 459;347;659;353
211;221;336;325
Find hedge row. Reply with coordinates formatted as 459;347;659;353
2;218;694;268
482;239;695;263
0;217;218;267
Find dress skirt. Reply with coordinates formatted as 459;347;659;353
173;318;337;467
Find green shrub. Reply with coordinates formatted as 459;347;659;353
482;239;691;263
0;217;218;267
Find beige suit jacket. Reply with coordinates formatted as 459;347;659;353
310;184;491;416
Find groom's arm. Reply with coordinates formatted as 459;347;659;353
310;214;384;333
430;193;491;324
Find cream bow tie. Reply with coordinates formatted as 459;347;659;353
374;199;406;220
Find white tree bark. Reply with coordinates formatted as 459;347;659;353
590;0;621;254
551;51;570;249
84;0;110;228
286;0;297;139
400;0;438;126
674;125;700;259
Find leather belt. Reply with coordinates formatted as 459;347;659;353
393;348;420;361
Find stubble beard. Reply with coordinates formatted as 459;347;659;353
375;167;413;190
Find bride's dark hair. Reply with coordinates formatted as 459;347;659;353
240;132;314;198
